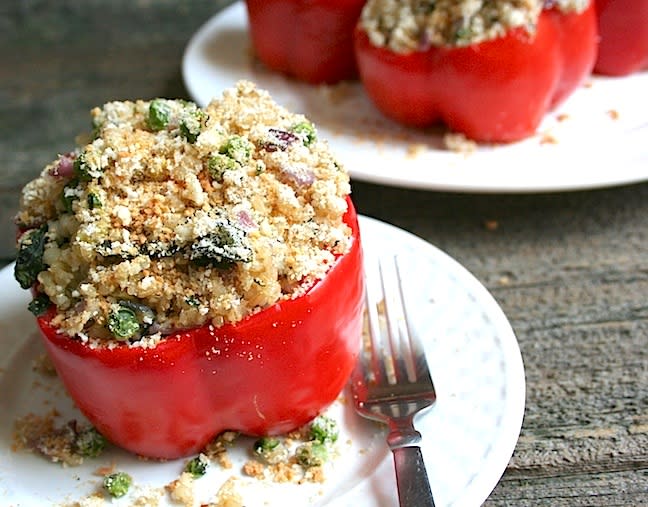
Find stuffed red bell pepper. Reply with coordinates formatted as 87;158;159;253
594;0;648;76
245;0;366;84
13;81;364;460
354;0;598;143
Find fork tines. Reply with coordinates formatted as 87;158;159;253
359;255;436;404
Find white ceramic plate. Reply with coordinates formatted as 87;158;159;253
182;1;648;193
0;216;525;506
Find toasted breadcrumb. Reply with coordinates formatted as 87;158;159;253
360;0;589;51
12;411;85;466
16;81;352;344
165;471;195;506
443;132;477;154
208;477;244;507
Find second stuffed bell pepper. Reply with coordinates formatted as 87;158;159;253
354;0;598;143
245;0;367;84
594;0;648;76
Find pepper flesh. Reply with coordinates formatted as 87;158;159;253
37;199;364;459
594;0;648;76
354;3;598;143
245;0;366;84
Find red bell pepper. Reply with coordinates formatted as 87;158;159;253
594;0;648;76
37;200;364;460
245;0;366;84
353;2;598;143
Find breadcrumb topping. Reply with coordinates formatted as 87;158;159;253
15;81;351;343
360;0;590;51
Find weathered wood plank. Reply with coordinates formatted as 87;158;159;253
2;0;647;504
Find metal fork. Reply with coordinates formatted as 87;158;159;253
351;256;437;506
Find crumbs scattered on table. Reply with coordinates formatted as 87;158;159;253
498;275;511;286
556;113;570;122
483;220;499;231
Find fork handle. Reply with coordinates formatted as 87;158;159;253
392;445;436;507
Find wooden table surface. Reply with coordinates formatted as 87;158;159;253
2;1;647;505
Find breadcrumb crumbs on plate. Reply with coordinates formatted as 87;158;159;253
64;493;106;507
405;143;428;159
540;132;559;144
165;472;196;506
607;109;620;120
243;459;266;479
209;477;244;507
443;132;477;154
15;80;352;345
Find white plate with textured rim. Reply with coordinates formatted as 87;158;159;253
0;216;525;506
182;1;648;193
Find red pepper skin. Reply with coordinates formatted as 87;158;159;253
245;0;366;84
595;0;648;76
354;3;597;143
37;200;364;459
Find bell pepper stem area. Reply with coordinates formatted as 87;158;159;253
38;198;364;459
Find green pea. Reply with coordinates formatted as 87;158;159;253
185;454;209;478
103;471;132;498
291;121;317;146
75;427;107;457
148;99;171;131
107;306;140;340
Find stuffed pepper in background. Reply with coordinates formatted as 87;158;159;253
594;0;648;76
354;0;598;143
14;81;364;459
245;0;366;84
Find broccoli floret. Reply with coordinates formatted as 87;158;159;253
184;295;201;307
103;471;132;498
253;437;288;464
107;305;141;340
185;454;209;478
291;121;317;146
75;427;107;457
61;178;80;213
309;415;339;444
148;99;171;131
27;293;51;316
219;136;252;164
14;225;48;289
73;152;94;182
179;104;205;143
207;154;238;182
189;220;252;268
295;441;328;468
87;192;102;209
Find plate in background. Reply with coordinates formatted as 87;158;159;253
183;1;648;193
